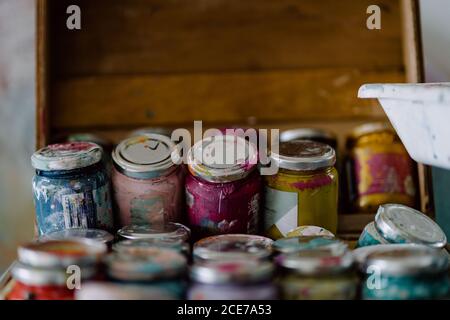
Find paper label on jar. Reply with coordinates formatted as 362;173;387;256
264;187;298;237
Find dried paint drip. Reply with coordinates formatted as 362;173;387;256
186;135;261;239
32;142;114;235
111;134;184;227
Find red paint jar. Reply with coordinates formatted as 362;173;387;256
186;135;261;239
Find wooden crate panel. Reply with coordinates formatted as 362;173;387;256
50;0;403;76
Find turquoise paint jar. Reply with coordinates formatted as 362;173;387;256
356;222;389;248
360;244;450;300
375;204;447;248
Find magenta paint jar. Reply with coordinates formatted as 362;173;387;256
111;134;184;228
186;135;261;239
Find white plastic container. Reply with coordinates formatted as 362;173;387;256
358;83;450;170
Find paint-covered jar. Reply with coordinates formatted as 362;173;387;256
188;260;278;300
360;245;450;300
264;140;338;239
105;248;187;282
277;248;357;300
193;234;273;262
39;228;114;248
375;204;447;248
117;223;190;242
356;222;389;248
111;134;184;227
32;142;114;235
346;123;417;212
280;128;338;151
273;236;347;255
113;239;190;257
186;135;261;239
9;239;107;300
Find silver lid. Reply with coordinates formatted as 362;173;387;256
117;223;191;242
187;135;258;183
280;128;337;143
273;236;347;254
190;260;274;285
113;239;190;256
112;134;180;179
352;244;418;267
105;249;187;281
193;234;273;261
361;244;449;276
375;204;447;248
270;140;336;171
276;247;353;276
18;239;107;268
12;262;97;286
31;142;103;171
39;228;114;245
350;122;394;140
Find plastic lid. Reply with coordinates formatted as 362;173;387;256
270;140;336;171
105;249;187;281
276;247;354;276
187;135;258;183
375;204;447;248
39;228;114;245
361;244;449;276
12;262;97;286
280;128;337;143
112;134;180;179
193;234;273;261
18;239;107;268
117;223;190;242
273;236;347;254
113;238;190;255
190;260;274;285
31;142;102;171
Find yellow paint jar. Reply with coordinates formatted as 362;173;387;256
264;140;338;239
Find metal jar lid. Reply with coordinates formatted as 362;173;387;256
361;244;449;276
105;249;187;281
39;228;114;245
190;260;274;285
193;234;273;262
18;239;107;268
12;262;97;286
112;134;180;179
113;239;190;256
273;236;347;254
187;135;258;183
350;122;394;140
280;128;337;144
31;142;103;171
276;247;353;276
286;225;335;238
352;244;418;267
375;204;447;248
67;133;112;150
117;223;191;242
270;140;336;171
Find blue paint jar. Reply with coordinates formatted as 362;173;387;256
32;142;114;235
356;222;389;248
360;244;450;300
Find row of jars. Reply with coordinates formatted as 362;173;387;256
7;214;449;300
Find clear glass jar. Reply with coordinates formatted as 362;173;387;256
264;140;338;239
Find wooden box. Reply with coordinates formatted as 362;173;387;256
36;0;427;238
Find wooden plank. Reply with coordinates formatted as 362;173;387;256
338;213;375;234
49;0;403;76
36;0;50;149
51;68;404;129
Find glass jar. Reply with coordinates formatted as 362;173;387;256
360;245;450;300
193;234;273;262
116;223;190;242
39;228;115;248
111;134;184;227
32;142;114;235
273;235;347;255
188;260;278;300
277;248;357;300
264;140;338;239
186;135;261;239
346;123;417;212
356;222;389;248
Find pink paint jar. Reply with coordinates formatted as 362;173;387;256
111;134;184;228
186;135;261;240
